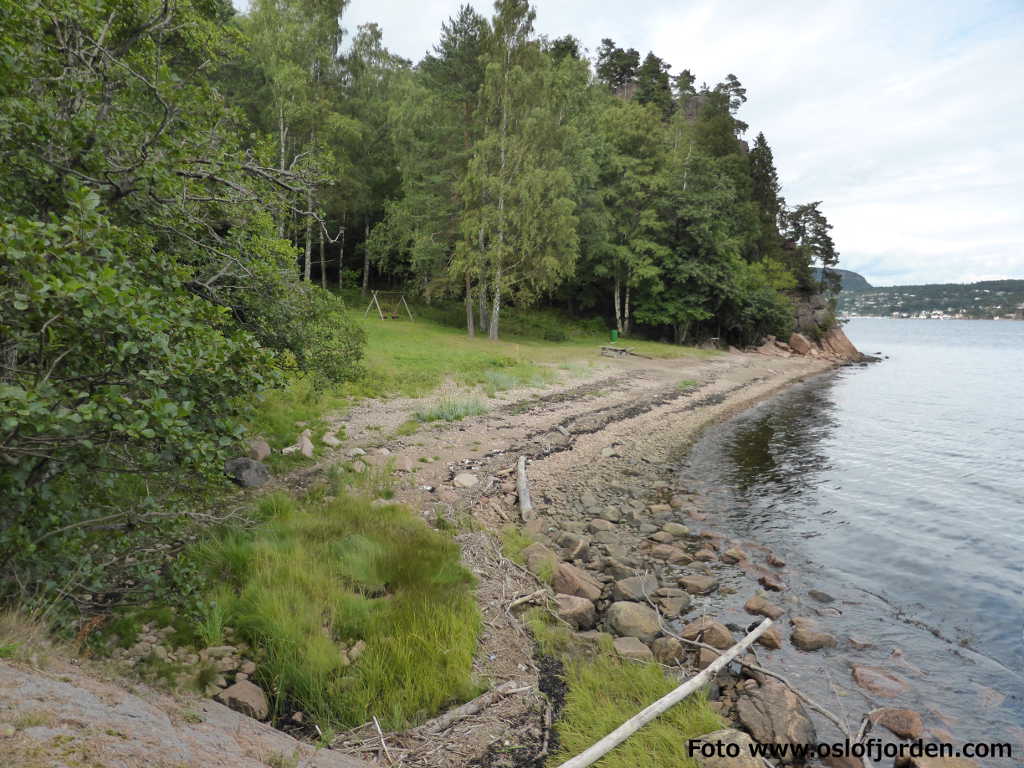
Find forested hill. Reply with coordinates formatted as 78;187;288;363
813;268;873;292
838;280;1024;318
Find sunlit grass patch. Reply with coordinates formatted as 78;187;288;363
550;654;725;768
192;487;480;731
414;396;487;423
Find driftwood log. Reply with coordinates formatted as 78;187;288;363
517;455;533;521
556;618;774;768
417;679;531;734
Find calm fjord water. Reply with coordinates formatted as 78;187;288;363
680;318;1024;745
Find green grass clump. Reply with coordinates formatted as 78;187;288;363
499;526;534;565
677;379;698;391
192;488;480;731
550;654;725;768
414;396;487;423
248;377;348;455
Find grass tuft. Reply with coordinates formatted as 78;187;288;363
192;489;481;731
550;654;725;768
413;396;487;423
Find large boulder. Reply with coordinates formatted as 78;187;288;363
215;680;269;720
607;601;660;642
552;563;603;602
612;574;659;602
651;636;684;665
789;618;836;651
554;594;596;630
736;679;815;763
693;729;762;768
224;458;270;488
788;333;813;355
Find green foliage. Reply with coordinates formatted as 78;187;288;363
499;526;534;565
192;488;481;730
550;654;726;768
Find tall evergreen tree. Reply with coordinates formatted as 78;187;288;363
635;52;673;118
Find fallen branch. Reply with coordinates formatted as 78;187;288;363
372;715;393;765
516;455;534;521
508;589;549;610
416;680;531;735
554;425;571;438
556;619;774;768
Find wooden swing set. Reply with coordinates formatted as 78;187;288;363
364;290;415;321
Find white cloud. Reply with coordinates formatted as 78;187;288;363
235;0;1024;286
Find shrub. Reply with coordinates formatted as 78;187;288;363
414;397;487;423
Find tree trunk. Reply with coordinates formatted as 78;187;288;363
361;220;369;296
303;188;313;282
465;274;475;338
477;225;488;333
613;274;623;335
624;282;631;336
277;106;287;239
319;225;326;289
489;270;501;341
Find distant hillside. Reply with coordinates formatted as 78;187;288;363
837;279;1024;318
813;268;873;292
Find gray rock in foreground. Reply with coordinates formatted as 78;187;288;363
224;457;270;488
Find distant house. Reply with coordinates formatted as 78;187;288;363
1015;303;1024;320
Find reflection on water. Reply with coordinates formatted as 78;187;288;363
679;319;1024;753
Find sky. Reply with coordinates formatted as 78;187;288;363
234;0;1024;287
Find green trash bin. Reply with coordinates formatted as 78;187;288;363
610;329;618;342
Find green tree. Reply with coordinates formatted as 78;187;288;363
454;0;580;340
635;52;673;118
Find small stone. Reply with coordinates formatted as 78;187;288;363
204;645;237;660
580;491;599;509
552;563;603;602
758;573;786;591
679;574;718;595
598;507;622;522
215;680;269;720
607;601;660;642
612;574;659;602
647;503;671;515
848;636;874;650
555;594;597;630
650;544;690;563
790;622;837;651
351;460;367;474
247;438;271;461
613;636;653;661
453;472;479;488
321;432;343;448
808;589;834;603
696;647;719;669
744;595;784;620
574;630;614;650
347;447;366;457
757;626;783;650
522;543;559;579
589;518;615;533
680;617;733;649
558;532;590;560
870;707;924;739
224;458;270;488
692;548;716;562
651;636;684;665
851;665;910;698
235;672;248;681
658;595;691;617
649;531;675;543
661;522;689;537
349;639;367;661
720;547;747;564
292;711;305;724
767;553;786;567
298;429;314;458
